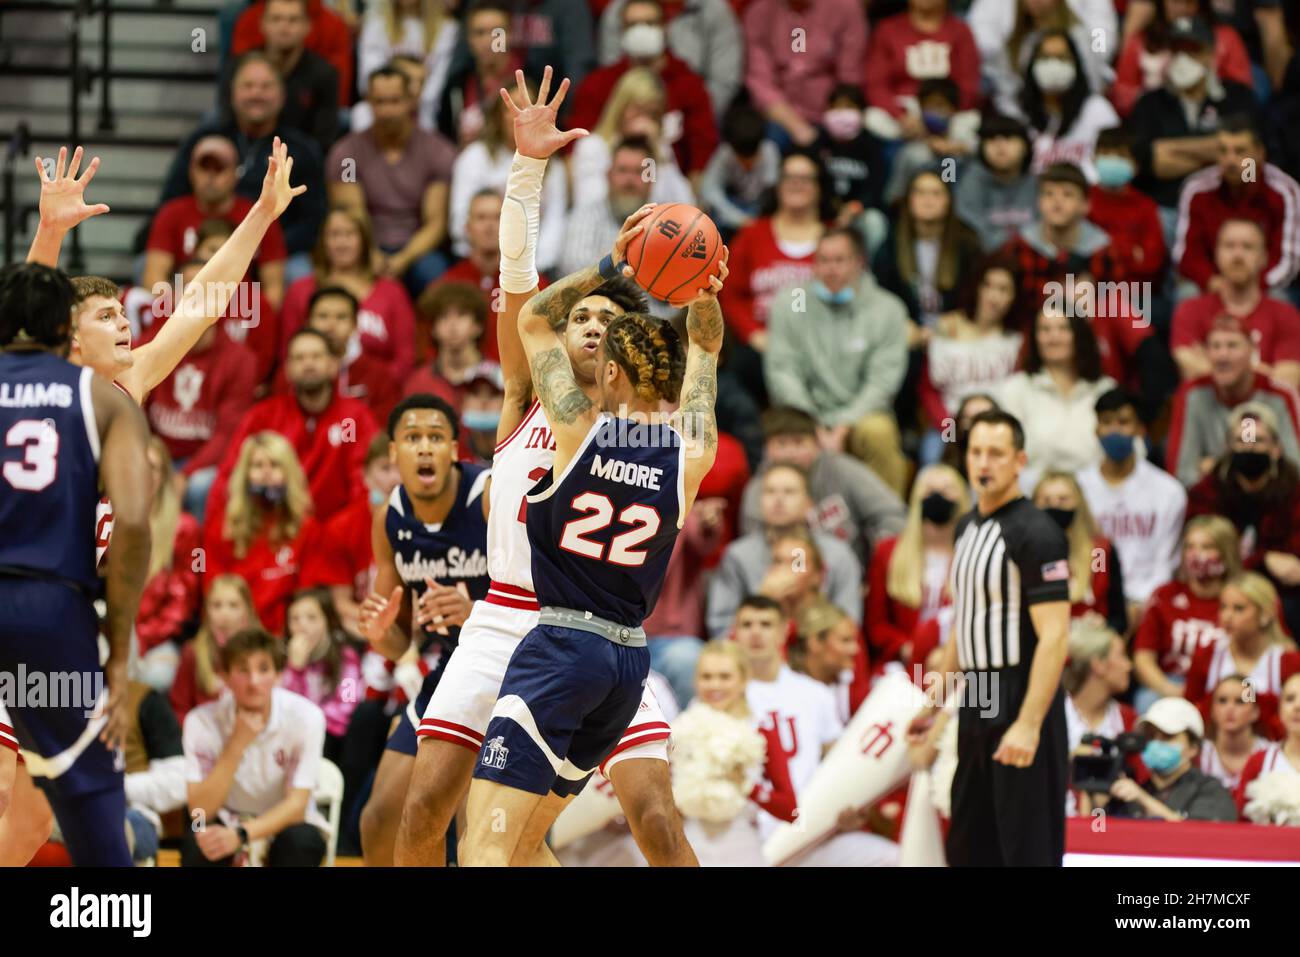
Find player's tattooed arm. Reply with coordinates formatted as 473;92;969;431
529;346;594;425
678;349;719;455
685;293;725;355
526;266;604;332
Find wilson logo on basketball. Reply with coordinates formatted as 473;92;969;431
683;231;708;260
656;220;682;240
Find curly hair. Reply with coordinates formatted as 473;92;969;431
603;313;685;404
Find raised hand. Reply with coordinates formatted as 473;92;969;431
358;585;404;646
681;245;729;305
34;146;110;232
256;136;307;219
499;65;588;160
610;203;659;273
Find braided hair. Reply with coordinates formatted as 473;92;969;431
603;313;685;404
0;263;75;348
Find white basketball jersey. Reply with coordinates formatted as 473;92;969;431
487;399;555;591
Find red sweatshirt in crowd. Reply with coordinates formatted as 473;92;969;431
201;513;321;634
864;12;980;117
718;217;818;343
1088;183;1167;287
145;337;258;473
279;275;417;381
1173;165;1300;292
232;0;353;104
568;53;719;174
212;389;379;523
1171;293;1300;368
272;345;402;426
146;194;286;271
299;497;376;602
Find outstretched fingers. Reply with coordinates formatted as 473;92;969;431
536;64;553;107
548;75;570;114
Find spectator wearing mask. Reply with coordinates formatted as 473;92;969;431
741;0;867;149
1199;674;1267;792
1084;696;1238;821
569;0;718;180
1171;218;1300;390
721;150;831;404
182;628;329;867
956;113;1037;253
739;406;906;567
1237;671;1300;823
918;256;1024;465
450;95;567;274
995;306;1116;475
203;431;320;634
814;83;886;228
570;68;695;210
707;463;863;639
1186;406;1300;632
699;101;782;236
766;228;911;495
733;596;899;865
1087;126;1168;288
1017;30;1120;181
1032;471;1128;635
134;438;203;691
357;1;459;131
212;328;380;523
863;0;980;139
1129;16;1260;211
160;53;326;260
407;282;488;408
1173;118;1300;299
1186;573;1300;738
326;66;456;297
172;575;263;727
1167;325;1300;485
232;0;353;105
458;363;507;464
145;259;260;521
596;0;743;120
281;588;363;761
436;0;522;146
299;433;400;633
971;0;1117;123
1111;0;1252;117
1133;516;1240;712
866;463;969;669
1123;0;1291;91
220;0;339;152
279;208;418;380
1076;388;1186;611
939;392;999;481
144;133;287;312
290;286;402;424
1001;162;1124;312
873;168;981;331
880;79;981;208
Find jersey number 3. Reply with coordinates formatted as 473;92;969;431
559;492;660;567
3;419;59;492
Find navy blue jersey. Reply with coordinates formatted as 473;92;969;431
0;352;101;593
526;415;685;627
385;462;492;648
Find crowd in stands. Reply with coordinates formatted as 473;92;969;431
73;0;1300;863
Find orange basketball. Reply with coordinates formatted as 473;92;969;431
625;204;724;307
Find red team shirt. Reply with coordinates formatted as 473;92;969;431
1185;643;1300;740
146;195;287;271
298;497;376;602
146;338;259;472
718;218;818;343
200;514;320;634
279;275;418;381
1170;293;1300;368
1134;580;1227;679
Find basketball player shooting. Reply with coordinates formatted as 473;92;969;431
455;74;726;868
394;67;705;867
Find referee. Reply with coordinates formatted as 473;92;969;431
909;409;1072;866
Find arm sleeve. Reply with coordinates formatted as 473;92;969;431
1132;595;1162;653
952;21;982;111
1007;511;1071;605
1263;176;1300;290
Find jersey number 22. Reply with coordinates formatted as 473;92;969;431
559;492;660;567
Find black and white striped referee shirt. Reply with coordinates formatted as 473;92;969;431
949;497;1070;672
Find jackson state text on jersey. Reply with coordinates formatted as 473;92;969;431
524;414;685;626
0;354;101;592
385;462;492;644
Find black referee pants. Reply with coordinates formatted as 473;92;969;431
946;674;1068;867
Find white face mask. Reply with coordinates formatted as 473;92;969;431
1167;51;1207;91
622;23;666;60
1032;57;1076;94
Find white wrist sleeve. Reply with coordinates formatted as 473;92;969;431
499;151;548;294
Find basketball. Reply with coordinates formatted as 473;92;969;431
625;204;724;307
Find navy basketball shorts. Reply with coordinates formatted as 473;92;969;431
385;657;447;757
473;624;650;798
0;578;120;798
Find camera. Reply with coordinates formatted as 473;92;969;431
1071;731;1146;792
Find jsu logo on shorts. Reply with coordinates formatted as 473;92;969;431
482;736;509;770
